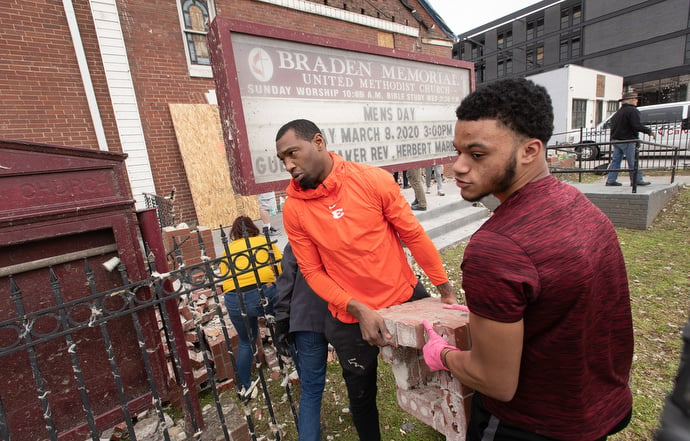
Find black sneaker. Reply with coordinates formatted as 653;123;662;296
605;181;622;186
634;181;651;186
410;204;427;211
263;226;280;236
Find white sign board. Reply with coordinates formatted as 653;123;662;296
209;18;473;194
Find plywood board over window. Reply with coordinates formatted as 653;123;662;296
169;104;259;227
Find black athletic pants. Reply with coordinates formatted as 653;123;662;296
324;280;429;441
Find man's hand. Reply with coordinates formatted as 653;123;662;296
422;319;458;371
347;299;394;346
273;318;292;358
436;281;457;305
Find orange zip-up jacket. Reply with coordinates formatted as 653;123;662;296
283;152;449;323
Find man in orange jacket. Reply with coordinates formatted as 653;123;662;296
275;119;456;441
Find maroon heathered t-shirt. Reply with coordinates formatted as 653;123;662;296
462;175;633;440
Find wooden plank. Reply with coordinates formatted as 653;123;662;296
169;104;259;227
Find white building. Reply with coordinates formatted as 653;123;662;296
527;64;623;144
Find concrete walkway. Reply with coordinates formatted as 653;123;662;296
213;172;688;255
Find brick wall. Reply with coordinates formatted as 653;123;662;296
1;0;455;226
0;0;120;150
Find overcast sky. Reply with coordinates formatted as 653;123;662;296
425;0;545;35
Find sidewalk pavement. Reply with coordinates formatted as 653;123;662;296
214;172;688;255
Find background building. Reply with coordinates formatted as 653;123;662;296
527;64;623;136
0;0;455;226
454;0;690;108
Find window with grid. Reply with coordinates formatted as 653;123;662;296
559;35;581;61
571;99;587;129
496;28;512;49
572;5;582;25
475;63;485;84
536;45;544;67
560;39;568;61
497;57;512;77
526;16;544;40
561;5;582;29
536;17;544;37
571;36;580;57
607;101;619;119
178;0;215;77
471;41;484;59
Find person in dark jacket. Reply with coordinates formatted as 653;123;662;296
606;91;656;186
273;243;329;441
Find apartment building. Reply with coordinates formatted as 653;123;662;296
454;0;690;106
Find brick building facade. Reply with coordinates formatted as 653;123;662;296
0;0;456;226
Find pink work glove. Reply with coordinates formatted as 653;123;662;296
443;304;470;314
422;319;458;372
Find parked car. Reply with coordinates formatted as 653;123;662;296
549;101;690;160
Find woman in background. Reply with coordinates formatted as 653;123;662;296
220;215;282;397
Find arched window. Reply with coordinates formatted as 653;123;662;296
178;0;215;76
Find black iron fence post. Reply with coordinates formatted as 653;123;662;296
9;276;59;441
137;209;203;437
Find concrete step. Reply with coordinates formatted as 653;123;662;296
402;179;489;251
410;199;489;251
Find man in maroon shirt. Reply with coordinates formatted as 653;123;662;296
423;78;634;441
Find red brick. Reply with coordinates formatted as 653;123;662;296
179;305;193;321
378;297;473;437
188;350;206;370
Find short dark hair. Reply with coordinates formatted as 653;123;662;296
229;215;260;240
456;78;554;144
275;119;324;143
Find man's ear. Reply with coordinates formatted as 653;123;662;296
521;138;544;164
313;133;326;151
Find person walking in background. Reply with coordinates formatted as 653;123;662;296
393;170;410;188
425;164;445;196
219;215;283;399
273;243;329;441
258;191;281;236
407;167;427;211
275;119;456;441
423;78;633;441
606;90;655;187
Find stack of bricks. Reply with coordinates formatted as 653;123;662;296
378;297;472;441
161;225;216;268
180;288;238;392
165;285;268;396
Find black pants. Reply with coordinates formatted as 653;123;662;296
324;280;429;441
467;393;632;441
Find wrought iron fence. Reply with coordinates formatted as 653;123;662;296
546;137;685;192
0;226;296;441
143;188;176;230
550;121;690;161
